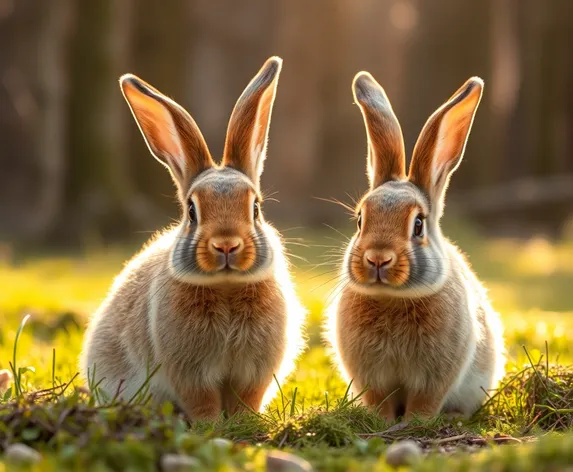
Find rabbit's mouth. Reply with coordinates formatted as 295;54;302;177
200;256;255;276
215;262;244;274
170;224;276;285
192;234;260;274
213;254;243;273
348;247;410;289
365;273;403;288
170;258;274;285
169;239;274;285
373;266;391;285
348;269;409;295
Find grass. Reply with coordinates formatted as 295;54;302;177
0;224;573;470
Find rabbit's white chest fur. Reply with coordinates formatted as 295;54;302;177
334;291;474;393
147;277;289;393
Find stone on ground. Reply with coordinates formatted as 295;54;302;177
4;443;42;464
266;450;314;471
385;440;423;468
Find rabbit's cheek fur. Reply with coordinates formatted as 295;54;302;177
168;171;275;283
345;219;451;297
170;226;273;284
168;189;274;283
406;241;450;293
346;183;432;292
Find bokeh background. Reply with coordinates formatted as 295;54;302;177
1;0;573;248
0;0;573;422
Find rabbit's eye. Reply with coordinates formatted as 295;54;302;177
253;201;260;219
413;215;424;237
357;213;362;230
188;201;197;223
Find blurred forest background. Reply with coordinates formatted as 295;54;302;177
1;0;573;248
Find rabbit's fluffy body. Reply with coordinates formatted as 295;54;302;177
327;216;505;420
326;73;505;421
81;57;305;419
82;222;304;416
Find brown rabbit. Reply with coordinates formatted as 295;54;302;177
325;72;505;422
80;57;306;420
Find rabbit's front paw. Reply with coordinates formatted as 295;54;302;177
180;388;222;422
404;391;445;420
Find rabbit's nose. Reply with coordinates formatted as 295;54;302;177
210;236;244;255
364;249;396;269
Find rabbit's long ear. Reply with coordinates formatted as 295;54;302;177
408;77;483;214
222;57;282;189
120;74;213;194
352;72;406;188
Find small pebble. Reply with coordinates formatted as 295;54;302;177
160;453;201;471
207;437;233;452
4;443;42;464
266;450;314;472
463;445;479;453
0;369;13;393
385;440;422;468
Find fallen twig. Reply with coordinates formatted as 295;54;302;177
428;434;468;445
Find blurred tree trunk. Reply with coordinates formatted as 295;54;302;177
65;0;154;245
512;1;540;180
0;0;75;244
0;0;75;245
319;0;370;226
0;0;39;242
33;0;75;241
543;1;573;175
514;0;573;232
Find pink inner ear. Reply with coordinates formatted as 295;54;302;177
431;121;462;186
352;72;406;188
125;86;186;180
222;57;282;186
408;78;482;207
430;106;478;188
249;86;275;176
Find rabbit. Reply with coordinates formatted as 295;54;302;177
80;57;306;420
325;72;505;422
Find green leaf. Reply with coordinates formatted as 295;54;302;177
161;401;174;417
21;427;41;441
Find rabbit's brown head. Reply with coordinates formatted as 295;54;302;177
345;72;483;298
120;57;283;284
